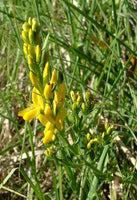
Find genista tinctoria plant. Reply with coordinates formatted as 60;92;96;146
70;90;114;150
18;18;67;155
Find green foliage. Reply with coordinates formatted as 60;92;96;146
0;0;137;199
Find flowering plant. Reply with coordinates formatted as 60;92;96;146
18;18;67;154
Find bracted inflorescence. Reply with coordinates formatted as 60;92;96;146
18;18;67;153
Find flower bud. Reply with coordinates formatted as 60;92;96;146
106;125;114;135
45;147;53;157
76;97;81;107
44;83;53;100
87;138;98;148
32;18;37;32
52;134;56;141
22;31;29;43
70;91;76;102
87;142;91;149
28;17;32;26
77;95;81;103
28;55;34;70
28;45;35;58
72;102;76;111
35;45;41;63
29;28;34;45
92;138;98;143
105;123;108;131
82;103;86;112
102;131;106;139
22;22;30;32
86;91;91;101
29;71;41;91
43;61;50;86
87;133;91;141
50;69;57;89
23;43;28;56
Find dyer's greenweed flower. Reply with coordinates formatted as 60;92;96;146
18;18;67;153
87;138;98;149
18;87;44;121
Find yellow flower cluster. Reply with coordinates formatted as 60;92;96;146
70;90;96;114
102;124;114;141
86;133;98;149
70;91;82;111
18;18;67;145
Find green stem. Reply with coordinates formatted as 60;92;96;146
87;145;109;200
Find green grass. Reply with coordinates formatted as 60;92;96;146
0;0;137;199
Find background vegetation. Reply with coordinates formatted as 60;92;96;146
0;0;137;199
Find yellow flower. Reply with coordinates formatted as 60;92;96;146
22;30;29;43
44;83;53;100
55;107;67;131
28;45;35;58
29;28;34;45
38;104;55;126
43;122;54;144
43;59;50;86
50;69;57;89
22;22;30;32
35;45;41;63
18;87;44;121
70;90;76;101
54;83;66;109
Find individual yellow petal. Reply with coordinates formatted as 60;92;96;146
23;106;40;121
18;105;33;117
50;69;57;89
37;113;48;126
32;87;39;105
54;83;66;108
44;104;52;115
44;83;53;100
43;122;54;144
45;121;54;132
38;94;44;110
55;108;67;130
43;130;54;144
32;87;44;109
18;104;40;121
44;104;55;124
